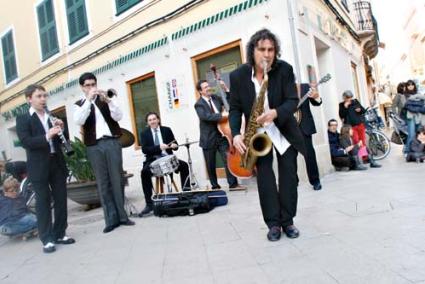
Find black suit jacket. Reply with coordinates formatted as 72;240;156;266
140;126;178;165
194;95;224;149
229;60;306;155
298;83;322;136
16;112;67;182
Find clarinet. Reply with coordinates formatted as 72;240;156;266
44;107;74;156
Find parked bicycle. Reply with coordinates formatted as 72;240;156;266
364;107;391;160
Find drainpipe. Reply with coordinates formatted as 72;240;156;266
287;0;302;82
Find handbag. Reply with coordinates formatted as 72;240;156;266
390;131;403;145
358;145;368;158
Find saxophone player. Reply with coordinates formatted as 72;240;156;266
229;29;306;241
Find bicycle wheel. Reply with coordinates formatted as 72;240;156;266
367;130;391;160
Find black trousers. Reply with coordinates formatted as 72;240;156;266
202;137;237;188
331;156;354;168
256;146;298;228
32;155;68;245
87;138;128;228
302;134;320;186
141;158;189;205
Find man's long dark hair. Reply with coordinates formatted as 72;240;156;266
246;28;281;67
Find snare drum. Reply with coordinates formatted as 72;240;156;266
150;155;179;176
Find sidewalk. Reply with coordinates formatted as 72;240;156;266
1;145;424;283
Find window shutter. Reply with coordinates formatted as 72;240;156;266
66;0;89;44
115;0;142;16
1;31;18;83
37;0;59;61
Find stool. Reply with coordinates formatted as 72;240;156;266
154;175;179;194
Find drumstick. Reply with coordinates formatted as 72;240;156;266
167;140;177;147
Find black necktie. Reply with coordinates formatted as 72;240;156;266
208;99;215;113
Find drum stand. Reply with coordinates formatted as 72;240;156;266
182;141;200;191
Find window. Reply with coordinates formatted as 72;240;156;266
1;31;18;84
351;62;360;101
127;72;159;148
37;0;59;61
115;0;142;16
65;0;89;44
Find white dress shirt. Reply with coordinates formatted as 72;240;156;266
252;70;290;155
73;96;123;140
201;95;219;113
150;127;167;156
29;107;55;153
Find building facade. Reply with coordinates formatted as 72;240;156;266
0;0;379;188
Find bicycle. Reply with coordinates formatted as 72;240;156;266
364;107;391;160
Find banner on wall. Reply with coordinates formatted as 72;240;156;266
165;76;188;111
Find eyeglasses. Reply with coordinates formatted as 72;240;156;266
329;124;338;127
83;83;97;88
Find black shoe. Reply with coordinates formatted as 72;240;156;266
267;226;281;242
120;219;135;226
370;162;382;168
211;185;221;190
103;224;119;233
43;242;56;253
138;205;153;217
229;184;247;191
313;182;322;191
55;236;76;245
283;225;300;239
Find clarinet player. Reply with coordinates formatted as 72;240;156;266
16;84;75;253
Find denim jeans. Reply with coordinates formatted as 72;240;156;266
405;119;419;153
0;214;37;236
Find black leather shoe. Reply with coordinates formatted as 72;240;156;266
211;185;221;190
267;226;281;241
283;225;300;239
138;205;153;217
55;236;76;245
103;224;119;233
43;242;56;253
370;162;382;168
313;182;322;191
120;219;135;226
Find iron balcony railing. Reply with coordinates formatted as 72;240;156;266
353;1;374;33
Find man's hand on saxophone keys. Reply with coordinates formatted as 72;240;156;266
256;109;277;126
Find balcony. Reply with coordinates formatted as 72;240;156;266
352;1;379;59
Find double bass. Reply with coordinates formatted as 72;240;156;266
209;65;253;178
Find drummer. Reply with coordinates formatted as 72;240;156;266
138;112;189;217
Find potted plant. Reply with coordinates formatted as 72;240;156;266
64;138;100;206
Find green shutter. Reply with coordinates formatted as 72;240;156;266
66;0;89;44
37;0;59;61
115;0;142;16
1;31;18;83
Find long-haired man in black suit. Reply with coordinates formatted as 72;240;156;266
229;29;306;241
16;84;75;253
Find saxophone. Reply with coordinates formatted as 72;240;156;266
241;61;273;170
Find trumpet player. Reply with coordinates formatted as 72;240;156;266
229;29;306;242
16;84;75;253
74;72;134;234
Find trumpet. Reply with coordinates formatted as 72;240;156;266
44;107;74;156
97;88;117;102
